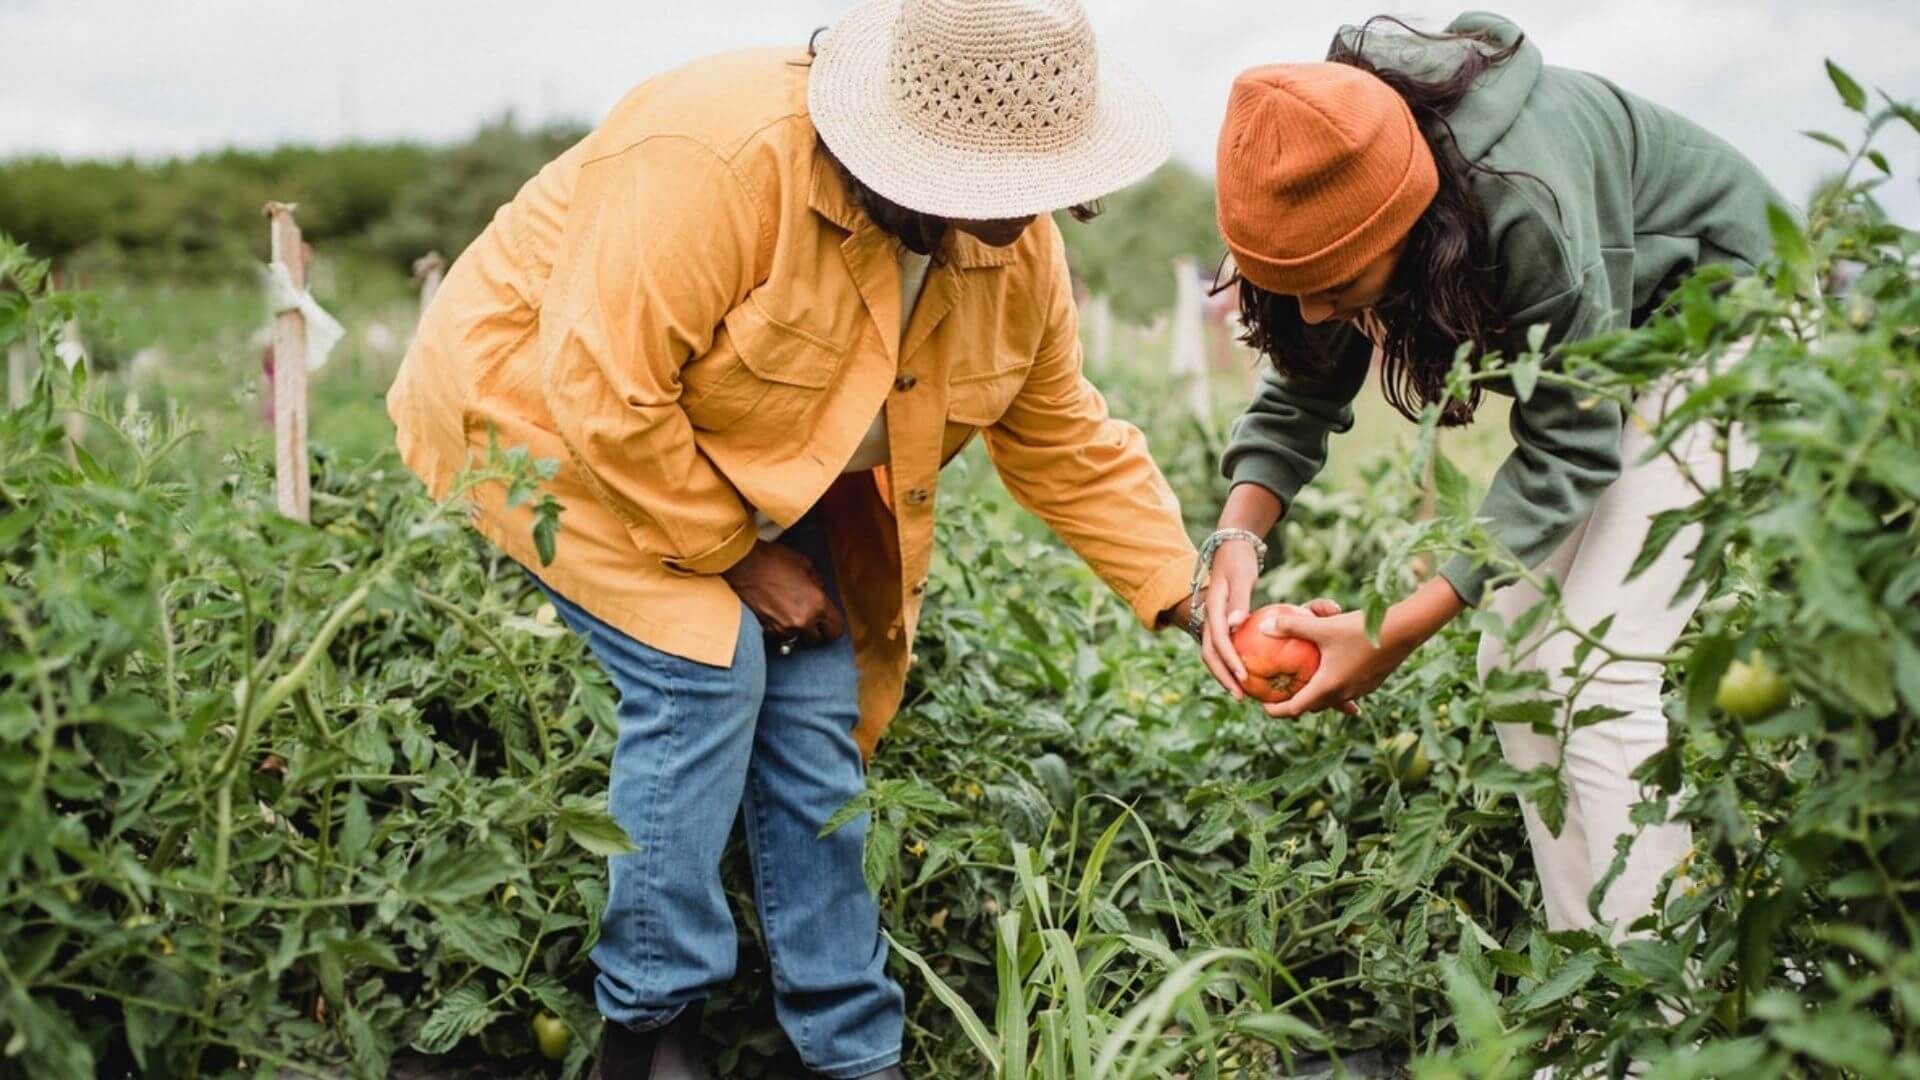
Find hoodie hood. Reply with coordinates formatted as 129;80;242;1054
1330;11;1542;163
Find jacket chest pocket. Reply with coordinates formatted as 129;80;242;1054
946;363;1030;428
681;295;845;432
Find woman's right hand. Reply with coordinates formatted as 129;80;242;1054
1199;538;1261;701
722;541;845;647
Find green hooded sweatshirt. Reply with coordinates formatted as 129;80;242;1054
1219;11;1785;604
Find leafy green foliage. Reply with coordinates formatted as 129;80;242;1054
0;120;580;279
0;64;1916;1080
0;125;1220;329
0;235;617;1077
1059;161;1223;322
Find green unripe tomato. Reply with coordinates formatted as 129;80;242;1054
532;1013;570;1062
1715;655;1791;721
1380;732;1430;784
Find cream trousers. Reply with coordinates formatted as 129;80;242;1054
1479;356;1753;940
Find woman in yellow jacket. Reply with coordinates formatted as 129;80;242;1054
388;1;1197;1076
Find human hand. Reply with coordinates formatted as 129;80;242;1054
722;542;845;647
1249;608;1409;719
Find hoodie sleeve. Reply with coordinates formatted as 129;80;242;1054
1220;322;1373;511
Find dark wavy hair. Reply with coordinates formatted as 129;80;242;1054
805;28;1102;258
1231;17;1539;426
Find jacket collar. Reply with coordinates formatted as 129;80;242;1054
808;146;1019;269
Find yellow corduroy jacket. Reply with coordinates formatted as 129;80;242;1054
387;48;1197;756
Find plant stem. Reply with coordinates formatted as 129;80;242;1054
0;591;61;816
158;579;180;726
416;587;553;773
1450;850;1529;906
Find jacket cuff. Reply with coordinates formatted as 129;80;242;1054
1224;453;1310;513
657;519;758;577
1437;553;1492;608
1131;549;1200;631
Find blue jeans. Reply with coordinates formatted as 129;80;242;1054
534;522;904;1078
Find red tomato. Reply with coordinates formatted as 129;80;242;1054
1230;604;1322;704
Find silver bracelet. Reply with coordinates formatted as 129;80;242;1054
1186;529;1268;643
1184;599;1207;642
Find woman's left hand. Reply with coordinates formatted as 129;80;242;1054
1250;608;1414;719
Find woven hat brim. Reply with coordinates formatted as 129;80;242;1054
808;0;1173;220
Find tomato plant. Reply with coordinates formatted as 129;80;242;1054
0;61;1916;1080
0;236;607;1077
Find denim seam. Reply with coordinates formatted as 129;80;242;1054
747;758;806;1058
633;638;686;1006
807;1045;903;1078
622;1002;686;1035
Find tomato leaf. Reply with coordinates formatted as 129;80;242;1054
401;846;514;905
434;904;523;974
1513;951;1600;1012
1511;353;1541;403
1627;507;1694;583
1825;59;1867;113
533;495;562;566
1442;957;1507;1044
1389;795;1448;893
1619;938;1690;996
1433;448;1473;519
1766;204;1812;293
412;984;495;1054
1799;130;1850;154
1821;632;1895;717
1231;1011;1325;1050
558;803;638;857
864;817;900;897
1771;1005;1895;1074
1684;634;1735;724
1642;1037;1770;1080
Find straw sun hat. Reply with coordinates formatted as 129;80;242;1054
808;0;1172;220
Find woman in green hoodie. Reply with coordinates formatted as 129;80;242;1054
1194;13;1782;937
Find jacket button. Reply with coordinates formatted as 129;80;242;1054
905;488;930;505
894;374;918;392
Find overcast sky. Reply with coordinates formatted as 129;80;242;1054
3;0;1918;222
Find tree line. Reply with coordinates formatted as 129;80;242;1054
0;116;1221;320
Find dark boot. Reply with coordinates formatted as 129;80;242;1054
812;1067;906;1079
594;1003;710;1080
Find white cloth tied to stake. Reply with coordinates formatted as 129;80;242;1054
263;261;344;372
54;319;88;373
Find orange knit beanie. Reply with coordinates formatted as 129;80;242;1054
1216;62;1438;296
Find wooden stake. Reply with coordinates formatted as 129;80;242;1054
1168;258;1211;422
264;202;310;523
6;342;31;408
412;251;447;328
1084;293;1113;372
